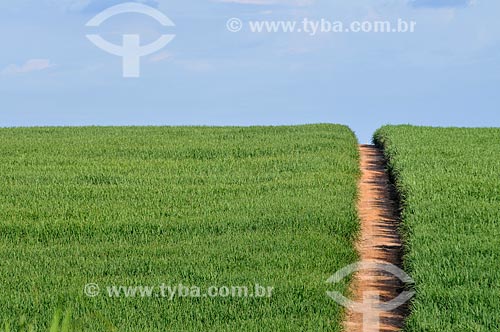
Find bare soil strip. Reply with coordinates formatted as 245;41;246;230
344;145;407;332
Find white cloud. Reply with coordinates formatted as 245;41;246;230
213;0;313;5
409;0;474;8
2;59;54;75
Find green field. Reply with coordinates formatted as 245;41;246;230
0;125;360;332
374;126;500;331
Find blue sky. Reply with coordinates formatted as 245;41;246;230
1;0;499;142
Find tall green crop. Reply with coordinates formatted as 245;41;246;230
0;125;360;332
374;126;500;332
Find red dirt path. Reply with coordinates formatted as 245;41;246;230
344;145;408;332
